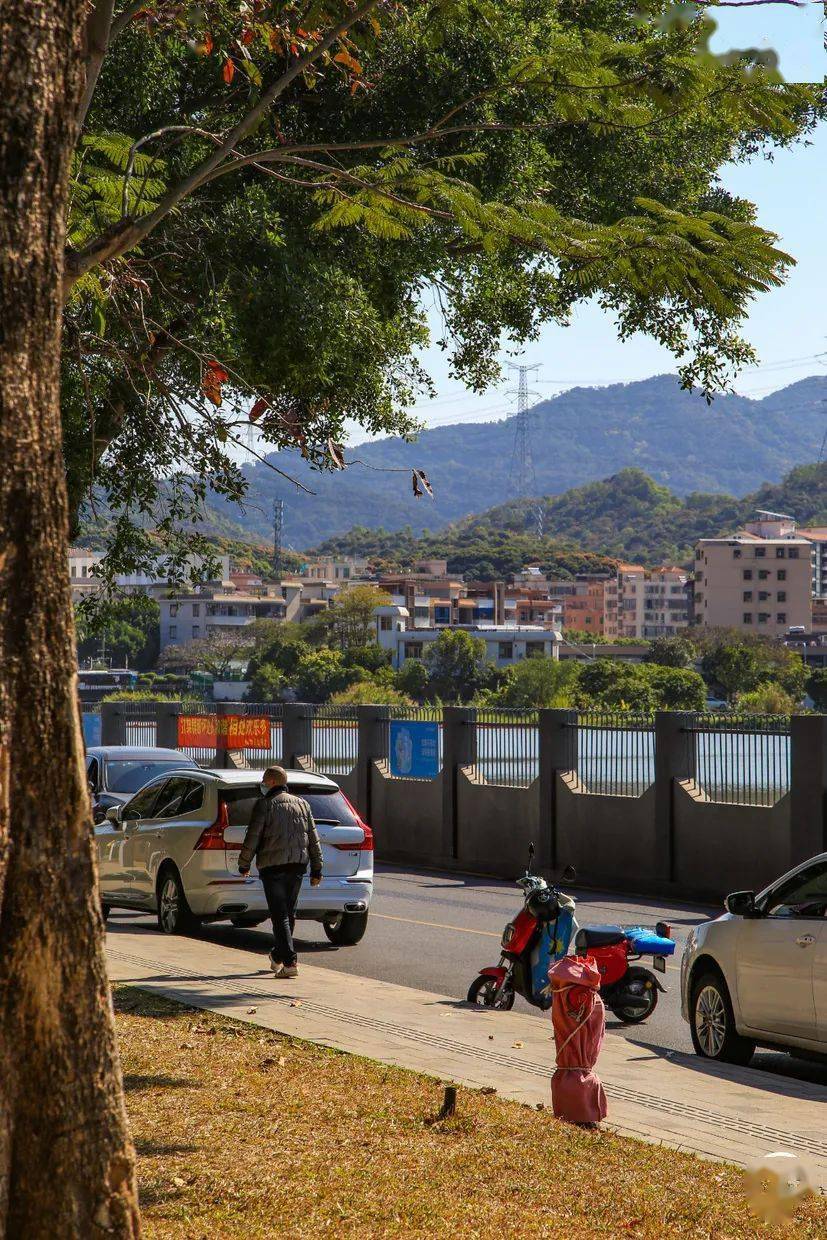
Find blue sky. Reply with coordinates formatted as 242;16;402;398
405;4;826;433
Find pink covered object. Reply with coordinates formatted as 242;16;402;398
547;955;607;1125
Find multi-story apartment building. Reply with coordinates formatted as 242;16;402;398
604;564;690;639
300;555;371;581
374;613;562;669
693;512;812;638
159;584;292;649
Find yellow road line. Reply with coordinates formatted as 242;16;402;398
371;911;681;971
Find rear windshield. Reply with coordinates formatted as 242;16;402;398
106;760;193;793
222;786;357;827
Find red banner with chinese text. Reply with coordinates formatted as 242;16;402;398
177;715;269;750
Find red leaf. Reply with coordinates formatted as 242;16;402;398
241;28;254;46
203;32;214;55
249;397;269;422
203;360;229;407
222;58;235;84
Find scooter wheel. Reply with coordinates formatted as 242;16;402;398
467;975;515;1010
610;967;659;1024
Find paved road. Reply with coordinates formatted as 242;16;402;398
110;862;827;1088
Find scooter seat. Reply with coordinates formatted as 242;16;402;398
577;924;626;949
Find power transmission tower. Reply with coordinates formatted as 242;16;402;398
507;362;541;499
272;499;284;578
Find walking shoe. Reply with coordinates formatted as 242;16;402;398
269;955;282;975
280;964;298;978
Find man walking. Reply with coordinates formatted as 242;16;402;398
238;766;323;978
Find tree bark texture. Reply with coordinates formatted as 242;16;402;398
0;5;140;1236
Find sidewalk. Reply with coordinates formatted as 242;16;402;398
106;924;827;1189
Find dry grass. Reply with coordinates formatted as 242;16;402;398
115;986;826;1239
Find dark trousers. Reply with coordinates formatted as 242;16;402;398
260;864;306;966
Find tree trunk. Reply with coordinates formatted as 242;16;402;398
0;5;140;1236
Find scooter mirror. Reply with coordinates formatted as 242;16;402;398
561;865;576;883
527;842;535;873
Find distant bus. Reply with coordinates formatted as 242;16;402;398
77;668;138;703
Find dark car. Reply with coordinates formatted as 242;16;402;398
86;745;198;822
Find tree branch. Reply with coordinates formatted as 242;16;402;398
78;1;117;131
64;0;382;294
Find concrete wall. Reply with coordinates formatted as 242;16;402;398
555;776;657;890
673;783;791;900
456;768;539;879
370;762;446;866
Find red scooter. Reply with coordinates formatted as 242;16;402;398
467;845;673;1023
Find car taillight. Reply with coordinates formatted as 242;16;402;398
194;800;239;850
333;795;374;852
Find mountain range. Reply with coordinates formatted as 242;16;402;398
206;373;827;549
314;461;827;577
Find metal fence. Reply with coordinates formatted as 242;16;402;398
311;704;359;775
682;715;790;806
567;711;655;798
120;701;158;748
475;708;538;787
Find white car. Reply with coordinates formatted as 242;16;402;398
95;769;373;945
681;853;827;1064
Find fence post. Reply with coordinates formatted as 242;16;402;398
790;714;827;865
442;706;476;861
654;711;695;884
282;703;314;769
538;708;576;873
100;701;125;744
356;705;389;823
156;700;183;750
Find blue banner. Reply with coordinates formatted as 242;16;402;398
82;712;102;747
389;720;439;779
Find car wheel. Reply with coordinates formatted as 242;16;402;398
690;970;755;1065
157;867;196;935
323;911;368;946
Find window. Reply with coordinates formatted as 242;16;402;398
743;613;752;624
777;591;786;603
758;570;769;580
776;547;785;559
754;547;766;558
778;569;787;581
764;860;827;919
405;642;423;659
169;625;177;640
742;591;753;602
192;603;200;617
742;569;752;581
379;616;392;631
223;784;358;828
732;548;742;559
192;625;200;638
106;759;194;795
169;603;179;617
758;612;770;623
153;777;204;819
86;757;99;791
758;591;770;601
498;642;514;660
789;548;799;558
121;782;165;823
526;641;545;656
777;613;787;625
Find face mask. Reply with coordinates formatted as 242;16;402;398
260;782;269;795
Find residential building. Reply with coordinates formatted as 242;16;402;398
68;547;232;602
604;564;690;639
159;584;289;649
378;622;562;670
694;512;812;638
300;555;372;581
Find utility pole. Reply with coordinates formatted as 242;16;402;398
273;498;284;579
507;362;541;499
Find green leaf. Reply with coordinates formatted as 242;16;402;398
91;302;107;336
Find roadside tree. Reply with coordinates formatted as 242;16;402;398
491;656;580;709
805;668;827;713
644;635;695;670
424;630;492;703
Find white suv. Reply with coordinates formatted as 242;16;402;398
681;853;827;1064
96;769;373;945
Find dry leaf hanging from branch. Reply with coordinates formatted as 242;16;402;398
249;397;269;421
202;360;229;407
327;439;346;470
